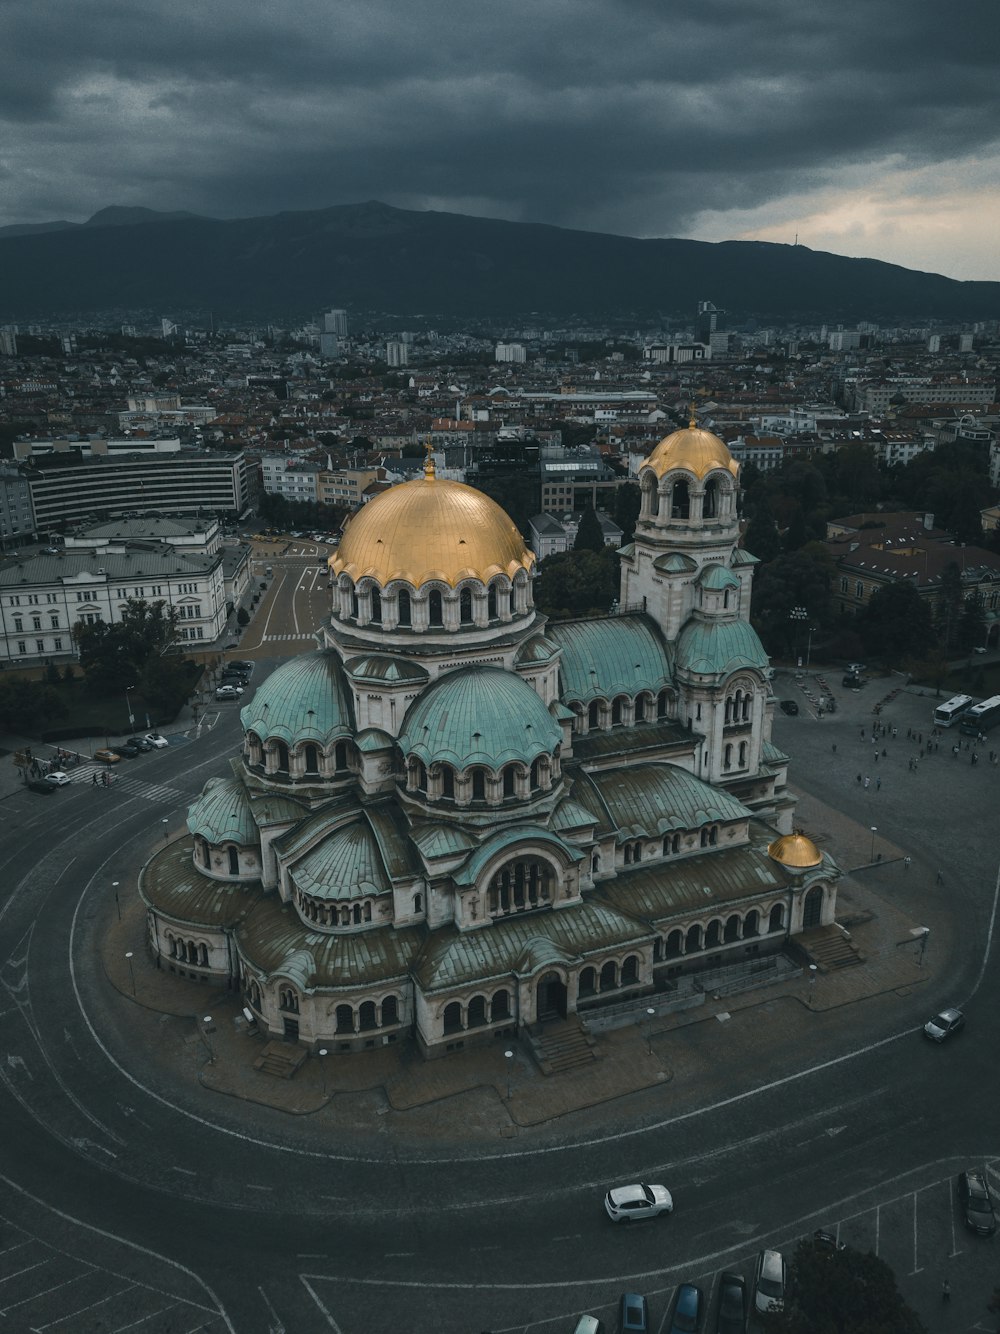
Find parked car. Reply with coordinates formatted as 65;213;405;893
94;748;122;763
215;685;243;700
573;1318;604;1334
958;1170;997;1235
44;771;71;786
668;1282;703;1333
229;661;254;672
779;700;799;715
812;1229;846;1251
144;733;169;748
26;779;55;795
752;1249;785;1315
126;735;153;752
715;1272;747;1334
618;1293;648;1334
604;1183;673;1223
117;742;140;758
842;674;863;689
923;1007;964;1042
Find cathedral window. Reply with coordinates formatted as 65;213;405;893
739;740;748;767
443;1001;463;1034
471;769;487;802
274;741;290;774
487;582;498;620
459;587;473;624
634;694;647;722
578;967;596;996
351;588;359;619
490;990;511;1021
502;764;517;798
304;743;320;774
335;741;348;773
768;904;785;933
227;846;239;875
657;690;670;720
529;759;542;792
370;587;382;623
413;893;423;915
704;478;718;518
441;766;455;799
621;955;639;986
335;1004;354;1033
488;858;552;917
279;987;299;1013
467;995;487;1027
381;995;400;1026
611;696;623;726
662;832;680;856
398;589;412;627
428;589;444;627
671;480;690;519
686;923;702;952
664;929;683;958
724;914;740;943
359;1001;377;1031
705;919;722;949
599;961;617;991
723;743;733;770
588;700;603;730
411;759;427;794
700;824;719;847
744;910;760;937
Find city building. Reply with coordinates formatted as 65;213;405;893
386;341;409;367
529;511;623;558
495;342;527;363
138;420;839;1060
0;463;35;548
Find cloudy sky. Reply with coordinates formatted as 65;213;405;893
4;0;999;280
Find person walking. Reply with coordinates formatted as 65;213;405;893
863;775;871;790
942;1279;951;1303
876;776;881;791
92;771;99;786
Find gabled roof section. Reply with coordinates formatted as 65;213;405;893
579;763;751;841
697;563;740;590
344;654;429;684
453;825;583;888
653;551;697;574
291;819;392;901
548;614;673;706
675;617;769;677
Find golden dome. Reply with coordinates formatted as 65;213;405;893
767;832;823;869
330;471;535;589
644;423;739;481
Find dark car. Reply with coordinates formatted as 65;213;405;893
842;673;863;689
958;1170;997;1235
715;1272;746;1334
668;1282;703;1333
229;661;254;672
619;1292;648;1334
117;742;140;758
813;1229;846;1251
26;778;55;795
779;700;799;715
126;736;153;752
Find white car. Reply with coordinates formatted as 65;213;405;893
144;733;169;748
604;1183;673;1222
215;684;243;700
44;771;71;786
753;1249;786;1313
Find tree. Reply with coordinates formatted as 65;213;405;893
750;546;834;656
613;482;641;544
743;496;782;563
574;505;605;553
237;607;250;626
534;548;618;619
0;677;68;733
763;1238;927;1334
859;581;937;665
957;589;987;654
935;562;964;652
76;599;179;695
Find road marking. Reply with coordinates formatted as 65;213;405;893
32;1284;136;1330
298;1277;344;1332
0;1256;52;1285
0;1269;92;1316
109;1303;181;1331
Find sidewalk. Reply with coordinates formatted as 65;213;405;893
98;790;940;1147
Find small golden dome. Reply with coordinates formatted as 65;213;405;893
644;424;740;481
330;475;535;589
767;832;823;869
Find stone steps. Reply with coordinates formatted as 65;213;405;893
253;1040;308;1079
527;1019;597;1075
799;925;866;970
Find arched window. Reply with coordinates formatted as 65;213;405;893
487;583;498;620
381;995;399;1026
279;987;299;1012
611;697;623;726
742;691;752;721
686;923;702;952
441;766;455;799
724;914;740;943
428;589;444;627
662;832;680;856
412;892;423;915
700;825;718;848
744;909;760;937
359;1000;377;1031
443;1001;462;1034
599;961;617;991
649;484;660;517
304;743;320;774
739;740;748;767
634;694;647;722
578;967;596;996
621;955;639;986
588;700;602;729
671;479;690;519
370;587;382;623
335;1004;354;1033
274;741;290;773
502;765;517;798
665;929;683;958
412;759;427;793
351;588;359;619
467;995;487;1027
398;589;412;627
529;759;542;791
491;989;511;1021
705;919;722;949
488;858;552;917
724;743;733;770
704;478;718;518
471;769;486;802
227;846;239;875
657;690;670;719
335;741;348;772
768;903;785;933
459;587;473;624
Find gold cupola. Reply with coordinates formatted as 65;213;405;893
330;467;535;589
644;410;739;482
767;832;823;869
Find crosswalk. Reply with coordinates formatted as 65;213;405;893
59;764;183;803
261;632;319;642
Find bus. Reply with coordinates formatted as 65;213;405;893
933;694;974;728
959;694;1000;736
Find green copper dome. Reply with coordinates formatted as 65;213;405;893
398;666;561;770
292;820;391;902
240;650;354;747
187;776;257;845
675;616;769;677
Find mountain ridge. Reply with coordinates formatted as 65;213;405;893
0;200;996;324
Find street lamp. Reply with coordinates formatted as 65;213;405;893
125;684;136;730
645;1006;656;1056
789;606;807;668
318;1047;328;1099
504;1048;514;1101
917;927;930;966
124;951;135;995
112;880;121;922
808;962;817;1006
870;826;878;862
161;818;169;841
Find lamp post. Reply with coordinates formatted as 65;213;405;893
645;1006;656;1056
113;880;121;922
161;818;169;842
318;1047;328;1099
125;684;135;731
808;962;818;1006
504;1048;514;1101
870;826;878;862
789;606;807;667
124;951;135;995
918;927;930;966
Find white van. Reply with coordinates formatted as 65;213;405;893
573;1318;604;1334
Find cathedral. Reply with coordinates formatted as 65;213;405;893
139;420;840;1057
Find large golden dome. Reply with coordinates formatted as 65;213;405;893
767;832;822;869
330;468;535;589
644;421;739;481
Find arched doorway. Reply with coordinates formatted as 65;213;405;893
536;971;567;1022
803;885;823;929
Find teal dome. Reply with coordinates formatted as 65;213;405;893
240;650;354;747
398;667;561;770
697;563;740;590
675;617;769;677
292;820;390;902
187;776;257;845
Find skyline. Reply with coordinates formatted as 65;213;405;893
3;0;999;283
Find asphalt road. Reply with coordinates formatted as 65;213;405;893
0;660;997;1334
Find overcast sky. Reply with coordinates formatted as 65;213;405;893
4;0;999;280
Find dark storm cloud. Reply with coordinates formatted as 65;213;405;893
2;0;999;273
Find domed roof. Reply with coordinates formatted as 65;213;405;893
675;617;769;677
398;666;561;770
240;650;354;746
643;418;739;481
767;832;822;868
187;776;257;845
330;464;534;589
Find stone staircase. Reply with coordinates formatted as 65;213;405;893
798;924;866;970
253;1040;308;1079
525;1018;598;1076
